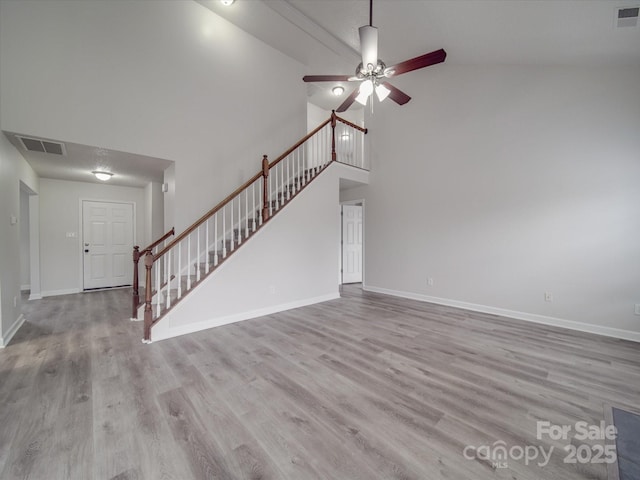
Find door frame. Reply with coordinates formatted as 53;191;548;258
340;199;365;287
79;198;137;291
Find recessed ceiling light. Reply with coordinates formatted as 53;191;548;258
92;170;113;181
220;0;235;5
332;86;345;96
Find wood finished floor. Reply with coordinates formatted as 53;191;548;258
1;286;639;479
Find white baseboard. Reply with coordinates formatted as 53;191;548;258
20;284;30;291
41;288;81;298
29;293;43;300
151;292;340;343
364;285;640;344
0;314;26;348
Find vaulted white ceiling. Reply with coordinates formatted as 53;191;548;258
6;0;639;187
201;0;640;109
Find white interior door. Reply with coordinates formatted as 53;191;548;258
342;205;363;284
82;200;133;290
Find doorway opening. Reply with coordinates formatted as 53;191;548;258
340;200;364;287
82;200;134;290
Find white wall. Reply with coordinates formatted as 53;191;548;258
359;65;640;340
152;162;369;341
163;164;176;235
307;103;365;132
38;179;146;296
0;0;307;236
144;181;164;247
0;133;39;346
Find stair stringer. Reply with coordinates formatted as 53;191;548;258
150;163;355;342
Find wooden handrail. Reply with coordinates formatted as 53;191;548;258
154;117;334;262
336;116;368;134
141;227;175;253
268;118;332;169
154;170;263;261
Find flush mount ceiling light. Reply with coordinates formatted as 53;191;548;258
220;0;235;5
92;170;113;181
332;86;345;96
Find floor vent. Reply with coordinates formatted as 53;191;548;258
17;136;66;155
616;6;639;28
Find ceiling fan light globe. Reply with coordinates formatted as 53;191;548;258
375;83;391;102
355;91;370;106
359;79;374;97
332;86;345;96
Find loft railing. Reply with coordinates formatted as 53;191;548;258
131;227;175;320
139;112;367;342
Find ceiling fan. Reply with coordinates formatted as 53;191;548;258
303;0;446;112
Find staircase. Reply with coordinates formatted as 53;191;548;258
132;112;368;343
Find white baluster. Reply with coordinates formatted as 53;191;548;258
196;226;201;281
258;180;263;225
286;156;290;200
313;134;318;176
295;149;299;193
280;163;284;207
269;172;273;217
244;189;249;237
163;247;167;292
222;207;227;257
214;213;219;265
177;241;182;299
205;219;210;273
252;183;256;231
237;194;242;245
230;199;235;251
166;250;172;310
155;262;160;316
187;236;191;290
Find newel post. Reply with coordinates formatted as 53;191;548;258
261;154;270;222
132;246;140;320
143;252;154;342
331;110;337;163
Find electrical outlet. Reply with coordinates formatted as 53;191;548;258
427;277;434;286
544;292;553;302
269;285;276;295
635;304;640;315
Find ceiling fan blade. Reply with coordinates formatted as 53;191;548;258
303;75;353;83
336;89;360;113
358;25;378;72
385;49;447;77
381;82;411;105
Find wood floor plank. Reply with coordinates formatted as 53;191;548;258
1;285;639;479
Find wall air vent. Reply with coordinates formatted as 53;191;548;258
616;6;639;28
17;136;66;155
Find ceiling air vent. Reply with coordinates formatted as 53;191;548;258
17;136;66;155
616;6;639;28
